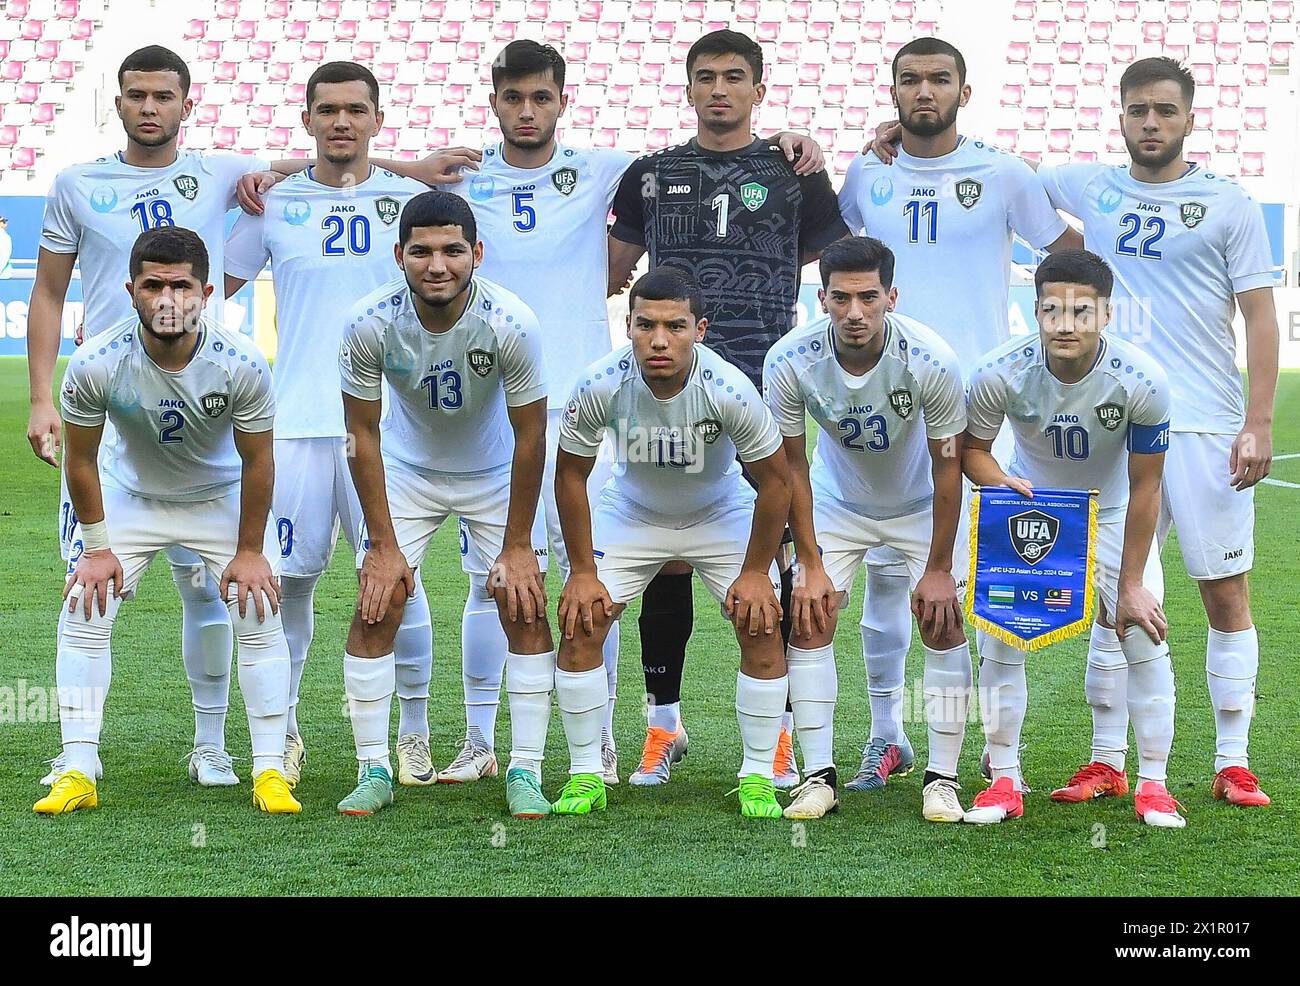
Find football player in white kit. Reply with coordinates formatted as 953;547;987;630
335;190;555;818
838;37;1083;792
962;250;1184;829
553;268;792;818
763;237;973;823
36;227;299;816
224;63;441;790
1036;58;1280;807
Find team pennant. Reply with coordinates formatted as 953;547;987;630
965;486;1098;651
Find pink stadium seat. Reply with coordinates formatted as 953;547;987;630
33;102;55;127
319;0;342;18
1195;106;1213;128
215;127;238;149
268;0;290;15
1216;42;1241;64
1270;42;1293;67
406;42;430;61
1270;1;1293;22
1246;20;1269;42
252;41;273;60
424;62;447;83
392;83;415;105
1029;62;1053;85
844;105;867;127
660;83;684;104
444;84;467;104
756;21;779;42
216;0;240;18
371;1;393;17
1241;151;1263;176
798;62;821;84
440;22;461;42
1053;85;1077;107
250;105;272;127
17;83;40;104
268;127;291;149
234;83;255;104
1012;0;1035;19
190;83;205;101
627;106;650;127
1166;0;1189;21
1024;105;1048;130
1243;62;1267;84
71;19;93;41
1164;44;1189;62
1048;129;1072;153
37;40;60;61
1059;42;1082;63
196;104;220;126
1141;22;1165;43
390;20;413;40
22;21;45;42
1194;21;1218;43
409;105;431;126
303;42;326;61
375;128;397;150
622;40;644;62
1000;84;1023;106
458;41;483;61
185;19;206;40
767;84;791;105
831;41;855;62
269;62;292;82
0;126;18;149
1218;84;1241;106
995;128;1018;151
1064;0;1087;20
1;61;22;84
839;1;864;21
1244;106;1267;129
1007;41;1030;63
640;62;664;83
199;40;222;61
861;19;884;42
337;20;359;41
683;0;705;19
891;0;915;19
594;127;618;148
823;84;845;105
851;62;876;85
1112;44;1136;64
287;21;307;41
572;104;598;126
1221;0;1242;18
1191;63;1215;85
52;60;76;81
56;0;80;18
353;41;376;61
15;147;38;169
235;19;256;41
809;20;832;41
788;106;812;129
1215;130;1240;153
1035;20;1058;42
7;0;28;16
1086;20;1110;41
287;83;306;104
214;61;237;82
1078;105;1102;130
426;2;447;17
586;61;611;83
527;1;551;19
544;20;567;41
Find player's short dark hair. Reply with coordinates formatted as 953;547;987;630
306;61;380;112
892;37;967;86
818;236;896;290
491;40;566;91
399;190;477;246
1034;249;1114;299
686;30;764;83
118;46;191;96
129;227;210;284
628;267;705;323
1119;56;1195;108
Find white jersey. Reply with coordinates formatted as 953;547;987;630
59;317;275;501
39;150;268;334
339;276;546;476
560;343;783;524
1037;163;1281;434
966;333;1171;521
838;138;1066;370
224;165;425;440
444;142;634;409
764;312;966;520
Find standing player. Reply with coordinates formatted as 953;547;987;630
962;250;1183;829
224;62;441;790
840;37;1082;792
764;237;973;822
608;30;848;785
1036;58;1280;806
336;191;555;818
37;227;298;816
553;268;792;817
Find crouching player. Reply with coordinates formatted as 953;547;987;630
961;250;1184;828
553;267;793;818
764;237;973;822
336;190;556;818
37;227;297;815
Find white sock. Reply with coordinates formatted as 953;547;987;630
1206;625;1258;772
229;600;291;777
780;708;794;734
56;600;117;778
648;699;681;733
736;672;788;778
394;575;432;740
172;561;232;751
602;623;619;749
786;645;837;773
1084;623;1128;771
861;569;911;743
555;665;606;775
507;650;555;777
462;582;505;750
279;573;319;738
923;641;972;777
344;651;395;774
977;639;1027;791
1121;628;1175;785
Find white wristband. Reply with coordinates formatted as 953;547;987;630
80;520;110;551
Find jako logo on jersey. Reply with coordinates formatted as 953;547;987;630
375;196;401;225
665;183;693;195
173;175;200;200
469;176;495;201
740;182;768;212
955;177;983;209
1098;188;1124;214
1008;509;1059;566
283;199;311;225
1095;402;1125;431
467;349;495;377
693;419;723;444
888;388;914;419
551;167;579;196
1180;202;1208;228
200;392;230;418
89;186;118;213
870;177;893;206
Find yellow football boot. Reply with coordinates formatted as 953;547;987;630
34;770;98;815
252;769;301;814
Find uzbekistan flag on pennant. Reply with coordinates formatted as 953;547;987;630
965;487;1098;651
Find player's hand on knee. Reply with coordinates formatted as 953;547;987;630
65;549;124;620
221;549;281;623
357;541;414;626
725;570;783;638
865;119;902;163
1115;582;1167;644
911;570;962;642
1230;424;1272;490
488;543;547;625
558;573;613;641
236;170;287;216
790;561;837;640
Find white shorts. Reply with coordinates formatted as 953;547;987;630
811;495;970;599
66;487;281;598
1157;431;1254;580
273;437;364;578
1092;516;1165;621
459;408;610;577
363;463;510;572
589;489;781;606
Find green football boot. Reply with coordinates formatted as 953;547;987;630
551;773;607;815
730;773;784;818
338;763;395;816
506;767;551;819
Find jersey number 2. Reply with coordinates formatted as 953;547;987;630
159;409;185;444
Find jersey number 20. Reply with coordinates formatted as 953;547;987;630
323;215;371;256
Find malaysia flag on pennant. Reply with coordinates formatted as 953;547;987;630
1045;588;1073;609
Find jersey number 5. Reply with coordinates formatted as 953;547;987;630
512;192;536;232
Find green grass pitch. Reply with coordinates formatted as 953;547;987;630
1;359;1297;896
